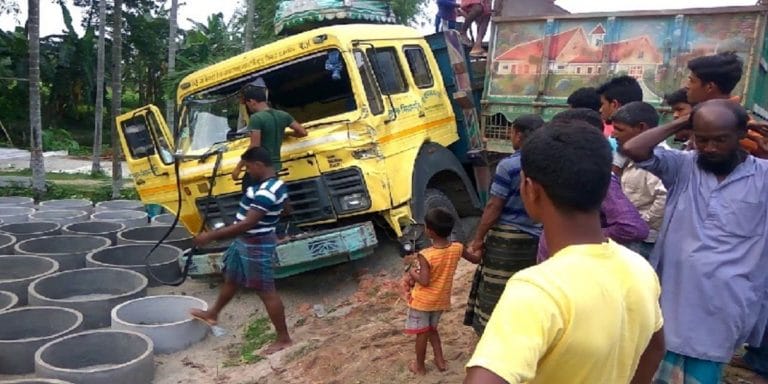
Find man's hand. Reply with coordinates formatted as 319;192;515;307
232;162;244;181
403;253;418;266
745;130;768;159
467;240;484;258
193;231;214;247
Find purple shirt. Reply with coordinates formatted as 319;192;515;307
639;147;768;362
537;174;649;262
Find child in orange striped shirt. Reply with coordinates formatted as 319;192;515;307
403;207;480;375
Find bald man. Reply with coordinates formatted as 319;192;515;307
623;99;768;383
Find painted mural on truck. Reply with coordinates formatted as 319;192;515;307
487;12;761;102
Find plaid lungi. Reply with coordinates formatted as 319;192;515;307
222;233;277;292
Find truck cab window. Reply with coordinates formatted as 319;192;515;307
366;47;408;95
354;50;384;115
403;46;434;88
177;49;355;157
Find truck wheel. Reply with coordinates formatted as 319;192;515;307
419;188;466;247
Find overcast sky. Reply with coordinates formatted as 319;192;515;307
0;0;758;37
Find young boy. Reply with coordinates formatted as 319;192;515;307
404;207;480;375
465;119;664;384
662;88;693;149
190;146;292;355
611;101;667;258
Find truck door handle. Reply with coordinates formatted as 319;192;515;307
136;179;146;185
418;111;426;118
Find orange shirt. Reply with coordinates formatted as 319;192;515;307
409;243;464;311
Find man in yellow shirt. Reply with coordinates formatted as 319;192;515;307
464;120;666;384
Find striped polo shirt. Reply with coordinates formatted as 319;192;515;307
490;152;542;237
236;177;287;235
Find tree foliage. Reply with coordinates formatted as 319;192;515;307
0;0;428;149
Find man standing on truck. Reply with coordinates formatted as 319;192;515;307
623;99;768;384
233;84;308;192
191;146;293;355
458;0;491;57
464;114;544;336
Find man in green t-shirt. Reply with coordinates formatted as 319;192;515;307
233;86;307;191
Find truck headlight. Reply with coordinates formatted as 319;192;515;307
340;193;369;212
207;218;226;229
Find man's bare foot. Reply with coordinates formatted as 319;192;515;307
262;338;293;355
409;361;427;375
190;308;218;326
469;48;487;58
434;358;447;372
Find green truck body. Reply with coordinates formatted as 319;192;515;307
480;6;768;153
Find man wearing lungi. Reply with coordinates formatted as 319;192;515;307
463;114;544;335
191;146;292;355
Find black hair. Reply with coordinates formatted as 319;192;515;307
551;108;603;132
241;146;273;166
689;99;749;132
567;87;601;112
687;52;743;94
511;114;545;140
243;86;268;103
521;120;612;213
596;75;643;105
611;101;660;129
688;52;744;94
663;88;689;106
424;207;454;239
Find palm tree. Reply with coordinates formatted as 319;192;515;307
244;0;254;51
28;0;46;199
166;0;178;129
110;0;123;198
91;0;107;175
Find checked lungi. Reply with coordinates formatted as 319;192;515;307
463;225;539;336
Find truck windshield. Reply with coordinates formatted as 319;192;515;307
177;48;355;156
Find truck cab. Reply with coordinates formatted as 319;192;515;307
116;25;484;277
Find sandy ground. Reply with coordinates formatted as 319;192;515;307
0;215;764;383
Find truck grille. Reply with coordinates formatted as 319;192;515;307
324;168;370;213
285;177;335;224
195;192;242;227
195;167;368;227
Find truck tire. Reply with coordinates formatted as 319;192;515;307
419;188;466;247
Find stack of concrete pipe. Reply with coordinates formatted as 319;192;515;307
91;210;148;229
0;197;209;382
0;222;61;242
94;199;144;212
38;199;93;214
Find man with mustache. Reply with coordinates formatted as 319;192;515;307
623;99;768;384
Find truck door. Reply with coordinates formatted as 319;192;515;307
115;105;180;208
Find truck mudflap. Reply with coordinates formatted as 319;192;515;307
185;222;378;279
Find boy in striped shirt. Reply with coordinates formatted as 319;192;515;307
191;146;292;355
404;208;480;375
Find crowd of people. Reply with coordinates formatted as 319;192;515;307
402;51;768;384
179;45;768;383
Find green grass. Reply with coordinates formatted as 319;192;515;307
223;316;276;366
0;168;111;180
0;181;138;202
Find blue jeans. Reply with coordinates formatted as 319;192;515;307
434;15;456;33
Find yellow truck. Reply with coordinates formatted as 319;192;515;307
116;24;486;278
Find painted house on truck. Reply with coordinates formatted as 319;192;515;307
494;24;662;77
